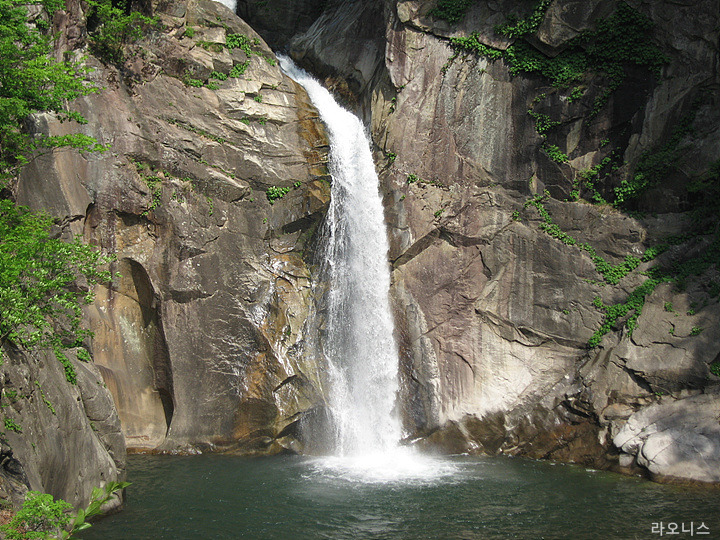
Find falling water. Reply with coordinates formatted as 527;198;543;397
279;56;456;482
279;56;402;457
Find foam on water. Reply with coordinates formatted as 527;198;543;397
308;448;460;485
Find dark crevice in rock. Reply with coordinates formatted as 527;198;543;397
616;362;654;394
392;228;440;269
167;289;214;303
273;374;299;392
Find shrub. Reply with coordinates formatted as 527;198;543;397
1;482;130;540
87;0;160;65
266;186;290;204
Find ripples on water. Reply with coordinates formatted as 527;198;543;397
82;454;720;540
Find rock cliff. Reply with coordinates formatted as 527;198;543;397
277;0;720;483
3;0;333;508
7;0;720;498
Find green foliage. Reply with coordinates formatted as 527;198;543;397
226;33;255;56
266;185;290;204
1;491;70;539
710;361;720;377
543;144;569;164
210;71;228;81
386;152;397;164
450;2;666;109
588;278;661;348
263;54;277;67
528;110;561;135
495;0;552;38
434;208;444;218
568;86;585;102
182;72;204;88
229;61;250;77
524;192;645;286
663;301;674;312
253;94;263;103
614;100;700;206
1;481;130;540
0;201;113;383
182;26;195;39
4;417;21;432
690;326;703;336
87;0;160;65
34;381;55;415
574;159;612;204
196;40;223;53
429;0;475;24
407;174;420;184
0;0;106;181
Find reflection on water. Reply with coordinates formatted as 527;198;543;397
82;454;720;540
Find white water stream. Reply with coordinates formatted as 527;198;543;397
279;56;401;453
278;56;454;481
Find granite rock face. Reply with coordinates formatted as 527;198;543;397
285;0;720;483
614;392;720;483
13;0;332;474
0;345;125;508
11;0;720;494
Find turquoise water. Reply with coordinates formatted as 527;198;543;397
82;454;720;539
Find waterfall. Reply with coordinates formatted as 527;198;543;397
278;56;402;457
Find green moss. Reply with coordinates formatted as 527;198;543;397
429;0;475;24
449;2;667;109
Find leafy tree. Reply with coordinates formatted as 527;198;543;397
86;0;160;65
0;201;113;383
0;0;115;381
0;0;105;182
